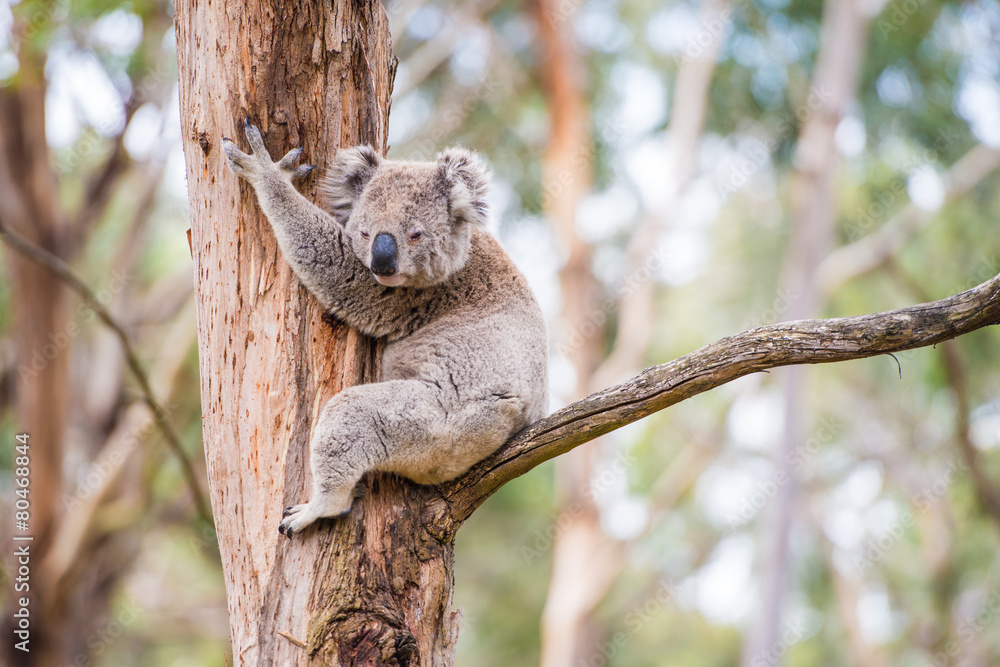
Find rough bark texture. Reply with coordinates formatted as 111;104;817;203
175;2;463;665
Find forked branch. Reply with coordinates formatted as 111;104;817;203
442;272;1000;522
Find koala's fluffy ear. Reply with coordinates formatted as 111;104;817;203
321;145;381;224
437;148;491;227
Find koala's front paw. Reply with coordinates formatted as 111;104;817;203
222;118;316;183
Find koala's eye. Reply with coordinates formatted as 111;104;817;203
409;230;423;241
360;230;370;240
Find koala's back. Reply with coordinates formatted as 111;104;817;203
379;228;548;476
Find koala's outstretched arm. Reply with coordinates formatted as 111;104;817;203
221;120;363;312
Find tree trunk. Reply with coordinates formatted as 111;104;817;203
530;1;612;666
175;2;459;664
536;2;728;664
741;1;878;663
0;31;70;667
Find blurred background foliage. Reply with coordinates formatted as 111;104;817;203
1;0;999;665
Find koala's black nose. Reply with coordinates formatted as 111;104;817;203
370;233;398;276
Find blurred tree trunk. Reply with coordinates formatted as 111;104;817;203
175;2;466;665
740;1;881;664
0;28;69;667
535;2;727;665
531;2;612;666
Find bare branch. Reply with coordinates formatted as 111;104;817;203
0;221;212;523
443;271;1000;521
883;259;1000;527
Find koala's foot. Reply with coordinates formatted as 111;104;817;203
277;485;362;538
222;118;316;184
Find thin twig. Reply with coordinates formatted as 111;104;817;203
0;221;212;523
887;352;902;378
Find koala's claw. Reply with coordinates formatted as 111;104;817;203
242;120;271;161
279;504;311;537
292;164;316;180
276;148;315;181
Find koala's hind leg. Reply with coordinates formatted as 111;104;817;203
278;380;443;537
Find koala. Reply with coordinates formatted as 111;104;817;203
221;120;548;537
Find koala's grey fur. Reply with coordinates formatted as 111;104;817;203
221;121;548;537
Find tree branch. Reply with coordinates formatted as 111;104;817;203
443;271;1000;521
0;220;212;524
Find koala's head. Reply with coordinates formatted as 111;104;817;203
321;145;491;288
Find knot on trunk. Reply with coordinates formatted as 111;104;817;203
313;611;418;666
